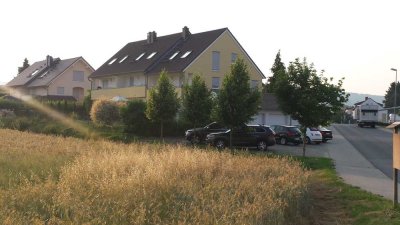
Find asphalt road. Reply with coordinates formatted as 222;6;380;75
333;124;393;178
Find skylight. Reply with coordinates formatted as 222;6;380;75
119;55;129;63
147;52;157;59
169;51;180;60
40;71;48;78
30;69;39;77
136;52;145;61
180;51;192;58
108;58;118;65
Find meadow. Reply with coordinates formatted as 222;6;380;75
0;129;311;224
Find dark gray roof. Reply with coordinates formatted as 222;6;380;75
354;97;383;107
89;28;230;78
261;92;280;111
7;57;82;87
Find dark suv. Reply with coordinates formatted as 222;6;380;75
205;125;276;151
270;125;302;145
185;122;228;144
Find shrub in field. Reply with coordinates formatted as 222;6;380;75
120;99;150;135
0;130;312;224
90;99;120;126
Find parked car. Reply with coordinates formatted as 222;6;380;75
270;125;302;145
318;126;333;142
305;127;322;144
185;122;228;144
205;125;276;151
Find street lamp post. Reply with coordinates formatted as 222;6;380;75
391;68;398;122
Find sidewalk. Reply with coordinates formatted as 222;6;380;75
271;126;395;200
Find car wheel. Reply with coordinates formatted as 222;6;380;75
322;140;327;143
280;137;287;145
215;140;225;149
257;140;267;151
306;137;311;144
191;135;200;145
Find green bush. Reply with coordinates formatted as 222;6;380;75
90;99;121;127
120;100;150;135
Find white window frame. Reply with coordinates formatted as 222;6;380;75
231;53;238;64
212;77;220;89
180;51;192;58
73;70;84;82
212;51;220;71
57;87;65;95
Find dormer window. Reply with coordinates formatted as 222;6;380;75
119;55;129;63
108;58;118;65
147;52;157;59
169;51;180;60
181;51;192;58
136;52;145;61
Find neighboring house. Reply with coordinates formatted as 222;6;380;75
352;97;388;123
7;55;94;101
251;92;299;126
89;27;265;100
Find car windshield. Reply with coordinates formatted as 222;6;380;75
288;127;300;132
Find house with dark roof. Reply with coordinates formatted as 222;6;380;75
251;92;299;126
89;27;265;100
352;97;388;123
7;56;94;101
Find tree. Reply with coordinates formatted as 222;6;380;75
18;58;30;74
181;74;212;140
216;58;261;149
120;99;149;135
274;58;348;157
265;50;285;93
383;81;400;114
146;70;179;139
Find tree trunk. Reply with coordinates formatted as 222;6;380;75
160;121;164;142
302;131;306;157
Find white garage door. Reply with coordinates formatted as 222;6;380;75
267;113;286;125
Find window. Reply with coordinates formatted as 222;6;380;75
212;77;220;89
73;71;84;82
187;73;193;85
212;51;220;71
231;53;238;64
169;51;180;60
108;58;117;65
29;69;39;77
103;79;109;89
39;71;49;78
147;52;157;59
180;51;192;58
57;87;64;95
136;52;145;61
129;76;134;86
119;55;129;63
251;80;258;88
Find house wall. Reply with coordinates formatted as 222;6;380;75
251;110;299;126
184;30;264;91
48;59;93;101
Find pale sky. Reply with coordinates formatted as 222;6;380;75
1;0;399;96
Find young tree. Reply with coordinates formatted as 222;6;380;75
18;58;30;74
120;99;149;135
216;58;261;149
274;58;349;157
146;70;179;139
265;50;285;93
181;74;212;142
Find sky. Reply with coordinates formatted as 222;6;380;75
1;0;399;96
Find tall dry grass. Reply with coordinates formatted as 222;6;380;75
0;129;311;224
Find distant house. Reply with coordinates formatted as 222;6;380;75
89;27;265;100
251;92;299;126
7;55;94;101
352;97;388;123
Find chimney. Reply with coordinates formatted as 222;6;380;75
46;55;53;67
147;31;157;44
182;26;191;40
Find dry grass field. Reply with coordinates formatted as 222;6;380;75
0;129;312;224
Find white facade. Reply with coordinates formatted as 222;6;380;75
252;111;299;126
353;98;388;123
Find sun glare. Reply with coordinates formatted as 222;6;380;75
0;86;95;138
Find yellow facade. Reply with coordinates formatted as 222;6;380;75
90;29;264;100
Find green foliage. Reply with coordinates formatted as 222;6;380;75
82;90;93;115
274;58;349;156
181;74;212;127
216;58;261;129
266;50;286;93
146;70;179;138
383;81;400;114
120;99;150;135
17;58;30;74
90;99;120;127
